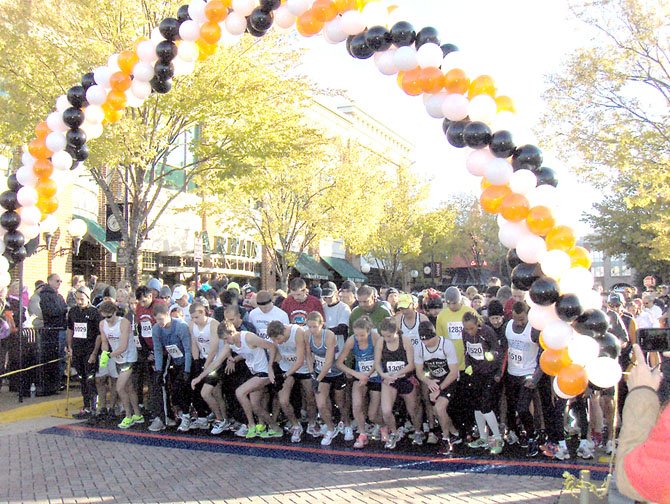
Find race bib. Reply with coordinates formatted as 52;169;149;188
410;336;420;349
358;359;376;376
140;320;153;339
165;344;184;359
283;354;297;363
314;354;325;372
73;322;88;339
133;335;142;349
197;339;209;359
386;360;405;373
447;322;464;341
430;365;447;378
466;341;484;361
508;348;524;368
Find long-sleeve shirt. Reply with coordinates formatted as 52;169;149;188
463;324;503;375
152;318;192;373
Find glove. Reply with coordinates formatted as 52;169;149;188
99;351;110;369
464;365;473;376
484;352;494;362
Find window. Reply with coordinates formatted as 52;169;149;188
142;251;157;270
593;266;605;277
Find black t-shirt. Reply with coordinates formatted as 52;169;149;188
67;306;102;350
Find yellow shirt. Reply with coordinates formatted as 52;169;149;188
435;304;476;370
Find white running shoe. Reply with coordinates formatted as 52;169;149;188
291;424;303;443
370;424;381;441
148;417;166;432
234;424;249;437
321;429;339;446
192;417;210;430
343;426;354;441
427;432;439;445
606;440;616;455
177;414;191;432
211;420;228;435
165;417;177;427
555;445;571;461
577;439;594;460
307;423;322;438
506;430;519;446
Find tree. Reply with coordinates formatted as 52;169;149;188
540;0;670;274
0;0;322;287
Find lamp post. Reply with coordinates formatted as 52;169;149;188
35;218;87;274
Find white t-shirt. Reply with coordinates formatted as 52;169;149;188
504;320;539;377
324;301;351;331
248;305;290;340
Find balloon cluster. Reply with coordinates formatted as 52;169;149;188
4;0;616;394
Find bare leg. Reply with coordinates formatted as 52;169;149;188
381;383;399;433
351;381;367;432
316;382;335;431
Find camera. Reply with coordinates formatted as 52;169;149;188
637;328;670;352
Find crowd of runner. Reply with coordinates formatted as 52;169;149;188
6;273;669;461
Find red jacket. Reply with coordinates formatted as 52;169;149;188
280;295;324;326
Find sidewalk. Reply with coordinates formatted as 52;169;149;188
0;382;82;423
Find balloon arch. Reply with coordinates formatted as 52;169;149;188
0;0;621;396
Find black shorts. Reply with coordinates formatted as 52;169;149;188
430;381;458;403
367;381;382;392
293;372;312;381
253;372;269;379
391;376;416;396
202;366;223;386
321;373;347;390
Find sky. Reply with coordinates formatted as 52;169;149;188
297;0;596;235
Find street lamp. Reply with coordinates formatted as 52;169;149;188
410;270;419;278
68;218;87;255
361;263;371;274
38;214;59;250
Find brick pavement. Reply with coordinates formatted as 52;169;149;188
0;419;566;504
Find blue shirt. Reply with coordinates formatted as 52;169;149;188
152;318;192;373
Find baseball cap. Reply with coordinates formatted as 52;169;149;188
103;286;116;299
418;320;437;340
607;292;624;306
340;280;357;293
227;282;240;293
76;286;91;299
172;284;188;302
147;277;162;293
321;281;337;297
168;303;182;315
160;286;172;299
386;287;399;296
396;293;413;310
445;286;462;304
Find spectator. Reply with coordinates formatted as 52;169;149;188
67;275;86;308
39;273;69;393
28;281;45;329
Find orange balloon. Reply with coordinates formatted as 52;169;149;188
469;75;496;99
540;347;572;376
496;95;516;113
35;178;58;199
312;0;338;22
443;68;469;95
109;71;132;92
418;67;443;94
102;102;123;124
526;205;555;236
480;185;512;214
205;0;228;22
117;50;139;75
500;193;530;222
106;90;127;110
33;159;54;180
401;68;423;96
37;196;59;216
196;39;217;61
546;225;577;252
333;0;356;12
569;246;592;269
557;364;588;396
35;121;50;139
200;21;222;44
296;10;324;37
28;137;52;160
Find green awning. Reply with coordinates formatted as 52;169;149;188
74;215;119;254
294;253;333;280
321;256;367;282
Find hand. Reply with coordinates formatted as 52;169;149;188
628;344;663;391
429;388;440;402
268;371;275;385
484;351;494;362
182;371;190;382
464;365;473;376
311;377;320;393
427;379;440;395
148;353;155;362
87;353;96;365
191;377;200;390
357;373;369;384
225;361;235;374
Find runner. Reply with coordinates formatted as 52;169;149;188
98;301;143;429
281;278;324;326
336;316;383;449
375;317;422;450
248;290;289;340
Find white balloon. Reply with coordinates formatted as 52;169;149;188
441;93;469;121
0;255;8;272
15;166;38;187
509;169;537;195
17;186;39;207
578;289;604;311
526;184;560;211
86;85;108;106
324;17;347;44
393;45;418;71
46;111;68;133
130;80;152;101
93;66;112;88
51;150;73;171
528;304;560;331
374;49;398;75
225;11;247;35
84;105;104;124
498;220;531;249
586;357;622;389
20;224;41;241
107;53;121;73
416;43;443;69
484;158;513;186
136;40;158;64
55;95;70;112
40;214;59;234
465;149;494;177
0;271;11;289
132;62;155;83
232;0;256;16
559;267;595;295
188;0;207;22
340;10;366;36
81;120;104;139
275;5;297;29
552;377;576;399
286;0;310;17
172;57;196;77
540;250;572;280
150;27;166;45
21;152;36;168
542;319;574;350
179;19;201;42
468;94;497;123
568;333;600;367
424;93;447;118
177;40;198;63
19;205;42;226
218;28;243;46
361;1;388;27
45;132;66;153
491;110;518;133
516;234;547;264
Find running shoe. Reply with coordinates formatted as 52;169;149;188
422;422;430;433
353;433;369;449
211;420;228;435
206;412;216;423
385;433;398;450
404;420;414;432
234;424;249;437
343;426;354;441
130;414;145;425
490;437;504;455
380;427;389;443
468;437;489;449
148;417;165;432
73;408;92;419
369;424;381;441
260;428;284;439
177;414;191;432
306;423;322;438
526;438;540;458
165;417;177;427
448;432;462;445
412;431;424;446
228;420;243;432
506;430;519;446
255;424;267;433
606;440;615;455
191;417;210;430
118;417;134;429
543;442;570;460
577;439;595;460
426;432;439;445
245;425;261;439
291;424;303;443
321;429;338;446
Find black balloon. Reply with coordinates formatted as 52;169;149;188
67;85;88;108
0;191;19;211
0;211;20;232
66;143;89;162
511;263;542;291
66;128;87;148
490;130;516;158
442;118;452;135
415;26;439;48
574;309;609;337
533;166;558;187
390;21;415;47
595;332;621;359
365;26;392;52
441;43;458;56
347;33;374;59
81;72;96;90
507;248;523;269
153;61;175;81
512;144;543;171
446;120;469;148
529;276;560;306
259;0;281;12
9;245;27;264
62;107;85;129
177;5;190;22
7;174;21;192
246;18;268;37
463;121;492;149
249;8;274;32
556;294;583;322
156;41;178;62
150;77;173;94
159;18;181;41
4;230;25;251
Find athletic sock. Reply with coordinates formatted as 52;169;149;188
474;411;488;440
483;411;501;438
